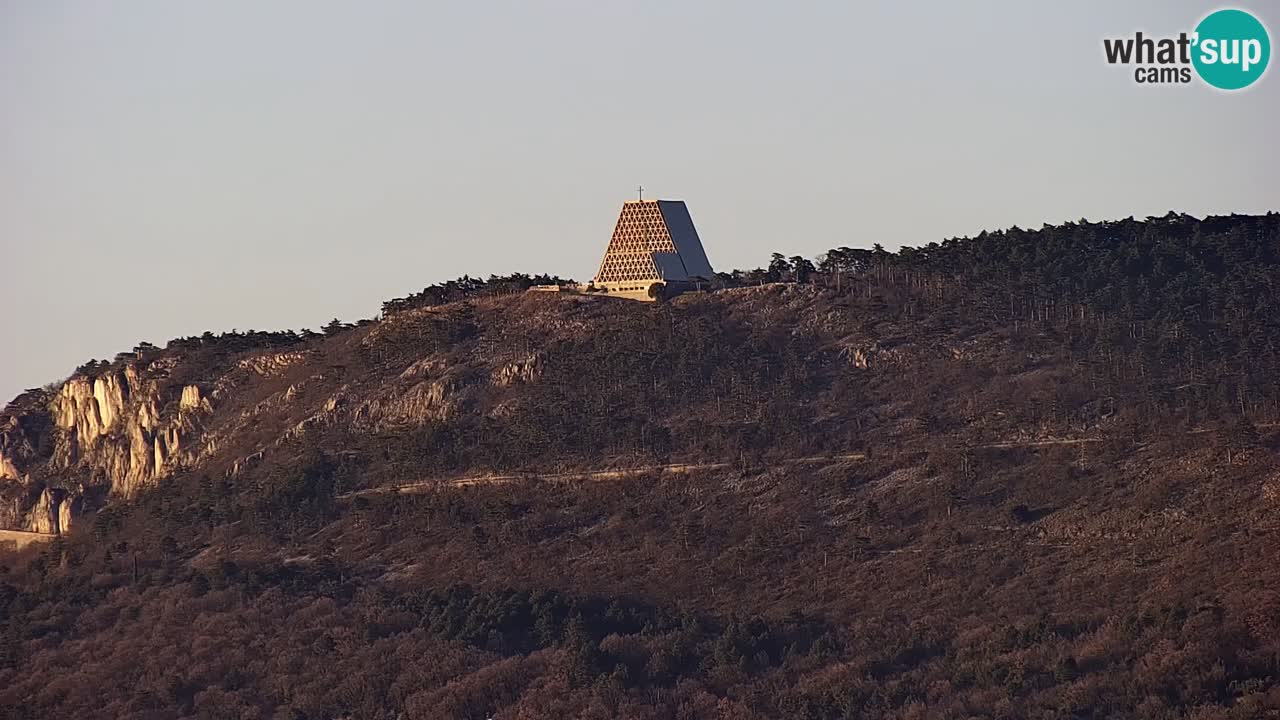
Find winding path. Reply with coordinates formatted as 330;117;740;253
340;436;1107;499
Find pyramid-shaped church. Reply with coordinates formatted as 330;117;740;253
590;199;715;301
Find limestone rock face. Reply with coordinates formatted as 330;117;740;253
1;303;569;532
54;377;107;442
20;488;81;535
237;350;311;377
180;385;209;413
0;451;19;483
0;408;43;528
362;378;462;428
1;361;220;528
349;356;477;430
93;372;129;430
58;495;81;533
26;489;62;534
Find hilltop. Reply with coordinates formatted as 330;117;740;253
2;212;1280;719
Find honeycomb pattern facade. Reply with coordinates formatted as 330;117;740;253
595;201;680;284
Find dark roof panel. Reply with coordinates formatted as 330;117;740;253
657;201;714;279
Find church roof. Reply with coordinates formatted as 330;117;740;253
593;200;715;284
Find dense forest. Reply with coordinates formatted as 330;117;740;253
2;212;1280;719
381;273;571;316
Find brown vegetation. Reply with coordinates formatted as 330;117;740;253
2;213;1280;718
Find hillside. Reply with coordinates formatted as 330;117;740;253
2;213;1280;719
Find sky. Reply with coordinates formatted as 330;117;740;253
2;0;1277;403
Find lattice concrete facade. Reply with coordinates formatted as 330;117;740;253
592;200;714;300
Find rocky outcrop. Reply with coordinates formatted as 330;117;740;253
361;378;464;428
21;488;81;535
0;450;19;483
399;357;448;382
58;494;81;533
493;354;543;387
349;357;477;430
237;351;311;377
27;489;57;534
0;362;220;531
842;342;902;369
180;385;204;411
54;375;117;442
27;489;62;534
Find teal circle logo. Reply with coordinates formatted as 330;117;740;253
1192;9;1270;90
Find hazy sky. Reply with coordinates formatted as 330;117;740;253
2;1;1277;403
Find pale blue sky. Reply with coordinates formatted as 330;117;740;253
2;1;1277;402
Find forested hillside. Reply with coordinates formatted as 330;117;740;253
2;212;1279;719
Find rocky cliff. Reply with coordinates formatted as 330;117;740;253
0;297;572;535
0;283;1061;540
0;360;213;533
